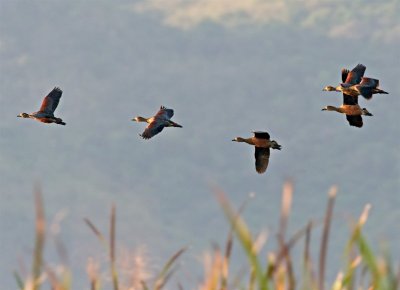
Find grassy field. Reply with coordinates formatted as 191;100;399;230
15;182;399;290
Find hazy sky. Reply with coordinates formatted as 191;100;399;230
0;0;399;288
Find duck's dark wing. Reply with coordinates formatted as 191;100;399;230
155;106;174;119
254;147;270;174
341;68;350;83
343;93;358;105
253;131;270;140
344;64;366;84
359;77;379;88
39;87;62;113
346;115;363;128
140;121;165;139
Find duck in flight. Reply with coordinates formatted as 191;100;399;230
17;87;66;125
132;106;182;139
323;64;388;100
232;131;281;174
322;95;373;128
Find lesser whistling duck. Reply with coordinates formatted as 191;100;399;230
232;131;281;174
323;64;388;100
322;94;373;128
17;87;66;125
132;106;182;139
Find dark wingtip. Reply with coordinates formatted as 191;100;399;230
139;133;151;140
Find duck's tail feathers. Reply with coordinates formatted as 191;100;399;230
271;140;282;150
376;89;388;94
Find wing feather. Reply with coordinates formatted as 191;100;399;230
252;131;270;140
344;64;366;84
359;77;379;87
346;115;363;128
140;121;165;139
342;93;358;105
155;106;174;119
254;147;270;174
39;87;62;113
341;68;350;83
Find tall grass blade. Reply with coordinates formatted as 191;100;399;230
13;271;24;290
215;189;269;290
84;218;107;247
279;180;293;239
32;187;46;290
110;203;119;290
153;247;186;289
318;186;337;290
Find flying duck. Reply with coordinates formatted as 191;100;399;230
17;87;66;125
322;95;373;128
323;64;388;100
232;131;281;174
132;106;182;139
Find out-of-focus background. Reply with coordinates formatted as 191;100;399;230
1;0;399;288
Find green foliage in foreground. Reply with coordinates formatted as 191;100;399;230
15;184;399;290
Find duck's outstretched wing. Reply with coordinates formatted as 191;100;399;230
140;121;165;139
254;147;270;174
252;131;270;140
341;68;350;83
359;77;379;88
346;115;363;128
39;87;62;113
342;93;358;105
155;106;174;119
344;64;366;84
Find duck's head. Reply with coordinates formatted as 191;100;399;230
362;108;373;116
232;137;245;142
17;112;29;118
132;116;147;122
322;86;338;92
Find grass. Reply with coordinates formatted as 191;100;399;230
14;182;399;290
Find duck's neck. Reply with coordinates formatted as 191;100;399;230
236;137;255;145
136;116;148;122
326;106;344;113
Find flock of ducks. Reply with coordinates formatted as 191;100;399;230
322;64;388;128
17;64;388;174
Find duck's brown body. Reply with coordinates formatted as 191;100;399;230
232;131;281;174
332;105;368;116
